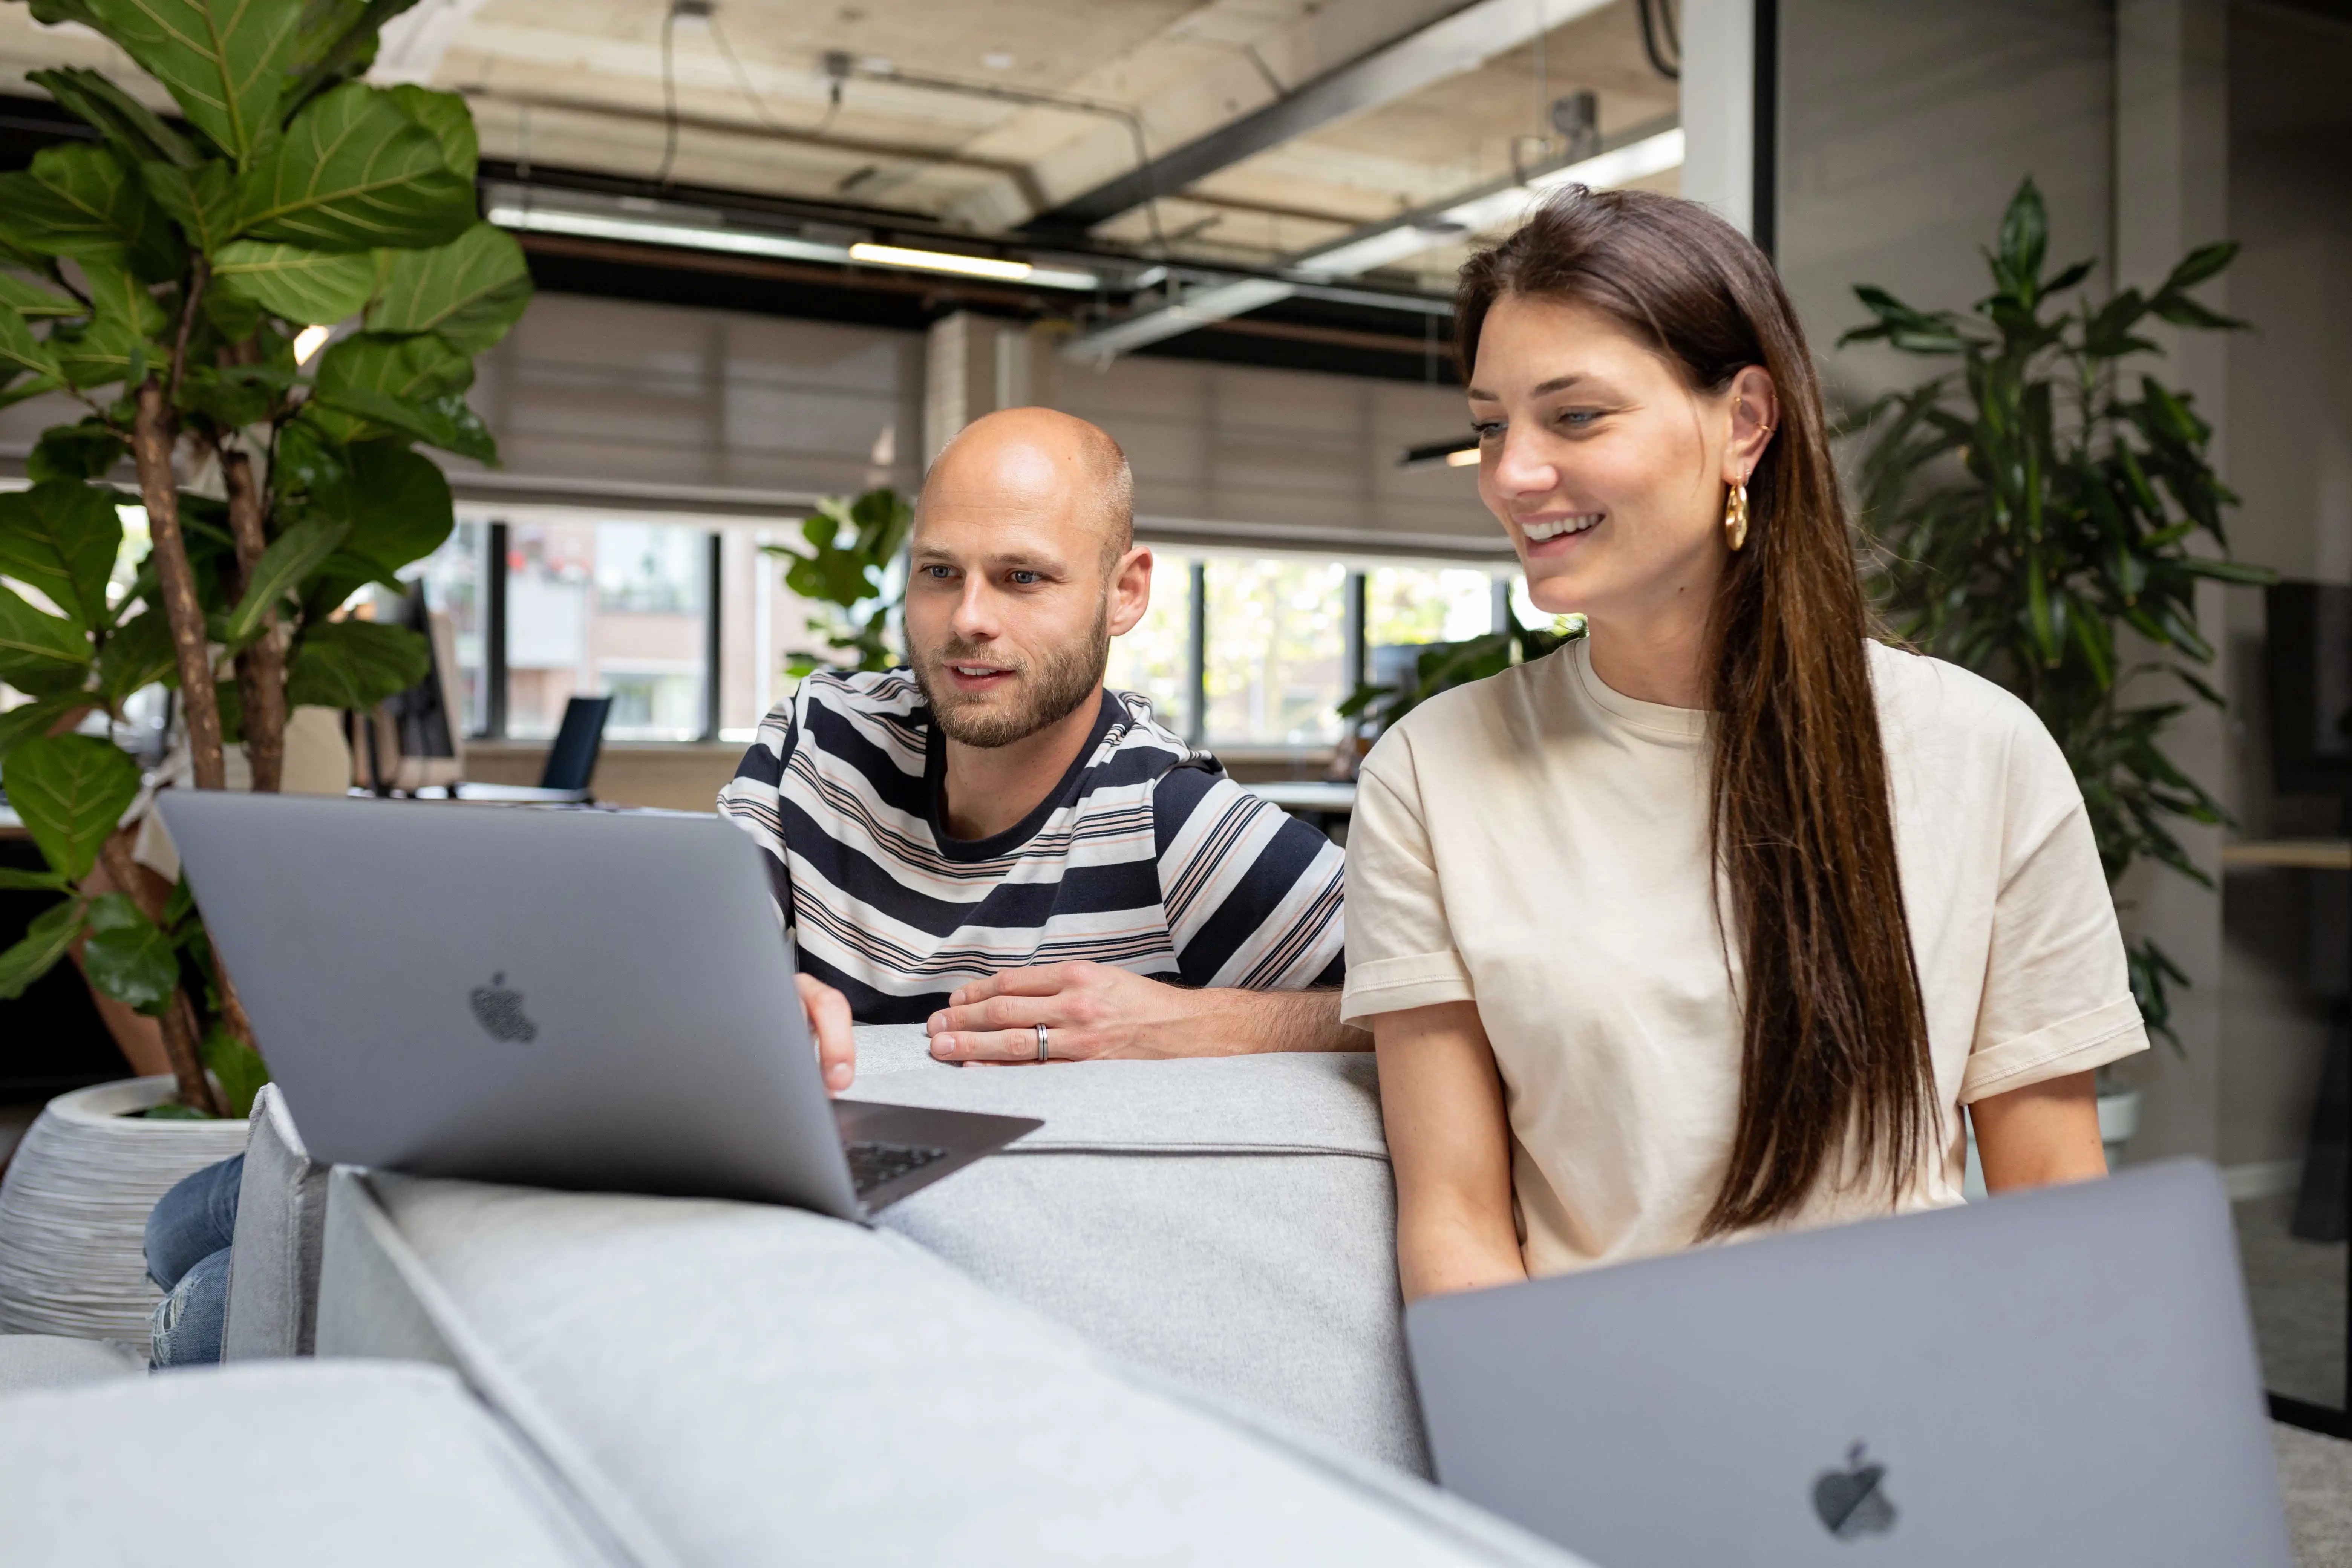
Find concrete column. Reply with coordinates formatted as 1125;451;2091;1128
2111;0;2232;1163
1680;0;1757;238
923;314;1064;468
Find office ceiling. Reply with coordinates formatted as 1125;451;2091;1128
0;0;1684;369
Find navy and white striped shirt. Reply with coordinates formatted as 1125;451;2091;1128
717;670;1347;1023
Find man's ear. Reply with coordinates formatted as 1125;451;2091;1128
1107;545;1152;637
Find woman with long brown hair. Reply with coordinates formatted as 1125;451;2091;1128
1345;187;2145;1300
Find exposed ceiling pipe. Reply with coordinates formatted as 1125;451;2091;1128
1024;0;1620;237
1064;116;1683;361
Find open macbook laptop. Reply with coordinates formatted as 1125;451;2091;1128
159;792;1039;1218
1407;1159;2292;1568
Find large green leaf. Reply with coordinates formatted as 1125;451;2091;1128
239;83;475;253
285;0;424;113
139;158;244;254
81;890;179;1013
97;608;178;702
0;273;83;318
285;615;426;708
72;0;303;167
2;731;139;881
0;896;86;1002
1996;177;2049;293
223;514;349;644
368;221;530;352
0;143;182;280
0;302;64;396
0;586;91;688
337;439;453;577
28;67;202;168
200;1018;271;1115
311;386;495;461
49;257;167;390
311;327;471;399
384;84;476;181
212;238;377;323
0;693;84;765
0;481;121;632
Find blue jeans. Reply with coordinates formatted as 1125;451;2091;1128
145;1155;242;1367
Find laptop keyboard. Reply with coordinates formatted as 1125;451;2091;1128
845;1139;949;1196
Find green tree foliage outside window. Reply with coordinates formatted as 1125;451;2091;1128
0;0;533;1114
1840;177;2275;1050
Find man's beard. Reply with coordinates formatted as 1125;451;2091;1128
913;600;1110;749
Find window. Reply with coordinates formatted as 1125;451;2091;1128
507;518;709;742
1104;554;1193;736
1202;557;1350;748
394;510;1519;755
1367;565;1498;648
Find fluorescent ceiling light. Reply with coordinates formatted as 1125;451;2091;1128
849;242;1097;291
484;201;1099;291
1445;446;1480;467
485;203;852;265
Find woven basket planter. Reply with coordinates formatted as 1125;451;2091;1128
0;1077;249;1356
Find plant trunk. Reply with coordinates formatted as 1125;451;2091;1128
220;448;286;793
132;377;224;790
97;828;225;1116
161;985;225;1118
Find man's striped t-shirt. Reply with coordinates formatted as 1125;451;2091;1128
716;670;1346;1023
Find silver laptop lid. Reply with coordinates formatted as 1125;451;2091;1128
159;792;861;1217
1407;1159;2291;1568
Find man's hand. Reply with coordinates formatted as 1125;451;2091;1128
797;973;856;1093
926;961;1354;1062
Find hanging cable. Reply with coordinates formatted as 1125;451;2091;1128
655;0;681;184
1636;0;1681;81
709;12;842;136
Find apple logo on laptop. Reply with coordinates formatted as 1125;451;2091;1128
469;973;538;1043
1812;1442;1897;1540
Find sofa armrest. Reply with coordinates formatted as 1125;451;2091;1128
221;1084;329;1359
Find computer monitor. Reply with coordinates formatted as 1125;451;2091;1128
2265;581;2352;799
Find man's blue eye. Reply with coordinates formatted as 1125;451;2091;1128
1009;571;1040;585
924;565;953;579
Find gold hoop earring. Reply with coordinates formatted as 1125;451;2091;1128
1724;481;1750;552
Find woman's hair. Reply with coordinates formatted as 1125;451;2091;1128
1456;186;1935;1236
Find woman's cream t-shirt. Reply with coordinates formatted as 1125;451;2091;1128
1341;637;2148;1277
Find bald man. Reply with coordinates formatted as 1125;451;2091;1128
719;408;1354;1089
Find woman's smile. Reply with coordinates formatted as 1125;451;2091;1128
1515;510;1604;548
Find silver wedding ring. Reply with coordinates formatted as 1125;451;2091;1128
1034;1023;1050;1064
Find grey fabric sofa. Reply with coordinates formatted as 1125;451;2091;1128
315;1164;1580;1567
0;1360;633;1567
849;1024;1427;1472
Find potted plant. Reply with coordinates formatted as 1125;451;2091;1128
1841;178;2274;1166
0;0;529;1343
764;487;913;678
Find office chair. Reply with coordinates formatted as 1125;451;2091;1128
539;696;613;796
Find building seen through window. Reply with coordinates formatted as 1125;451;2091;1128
398;512;1517;752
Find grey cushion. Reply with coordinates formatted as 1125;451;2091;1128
319;1166;1584;1568
0;1360;624;1567
847;1025;1426;1472
223;1083;330;1359
0;1332;144;1393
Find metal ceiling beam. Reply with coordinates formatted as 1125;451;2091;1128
1063;118;1681;361
1022;0;1617;236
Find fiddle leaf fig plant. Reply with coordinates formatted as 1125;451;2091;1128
0;0;532;1114
764;487;914;678
1840;177;2275;1049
